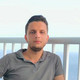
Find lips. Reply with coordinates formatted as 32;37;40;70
34;41;41;43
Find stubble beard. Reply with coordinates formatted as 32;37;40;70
30;44;46;52
28;42;46;52
30;46;43;52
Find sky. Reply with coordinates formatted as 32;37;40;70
0;0;80;37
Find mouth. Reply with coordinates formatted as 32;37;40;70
34;41;41;44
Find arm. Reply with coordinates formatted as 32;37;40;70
0;54;9;77
54;75;65;80
54;55;64;80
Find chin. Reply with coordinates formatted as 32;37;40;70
30;46;43;52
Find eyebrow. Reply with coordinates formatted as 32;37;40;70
30;29;45;31
30;29;36;31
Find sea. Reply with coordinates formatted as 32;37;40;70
0;48;79;80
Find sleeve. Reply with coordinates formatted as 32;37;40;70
54;55;64;77
0;55;10;78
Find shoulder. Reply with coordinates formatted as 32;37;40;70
2;49;24;58
44;51;60;60
0;49;26;62
0;52;16;61
44;51;62;64
44;51;64;77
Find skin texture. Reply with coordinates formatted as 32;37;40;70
23;21;64;80
54;75;65;80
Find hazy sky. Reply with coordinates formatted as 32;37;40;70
0;0;80;37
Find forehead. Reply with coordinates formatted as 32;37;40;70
28;21;47;31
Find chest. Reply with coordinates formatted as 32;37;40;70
4;59;55;80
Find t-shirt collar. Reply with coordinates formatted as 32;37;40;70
16;49;47;62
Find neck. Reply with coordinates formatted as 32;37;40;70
23;48;43;63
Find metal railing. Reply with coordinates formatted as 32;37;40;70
0;37;80;80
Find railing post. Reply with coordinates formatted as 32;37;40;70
52;44;55;53
3;43;7;55
78;44;80;80
21;43;25;49
12;43;15;52
63;44;69;80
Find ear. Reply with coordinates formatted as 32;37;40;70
24;35;28;42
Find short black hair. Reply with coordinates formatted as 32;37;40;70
25;15;48;34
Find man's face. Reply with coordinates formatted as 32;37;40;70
25;21;49;52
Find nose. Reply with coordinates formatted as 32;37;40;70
35;32;40;38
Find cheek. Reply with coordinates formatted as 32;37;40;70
45;36;49;43
43;37;48;44
26;34;32;41
25;36;30;43
27;37;33;43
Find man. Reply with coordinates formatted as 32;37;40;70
0;15;64;80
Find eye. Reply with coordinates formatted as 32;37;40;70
30;31;36;34
40;31;45;34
